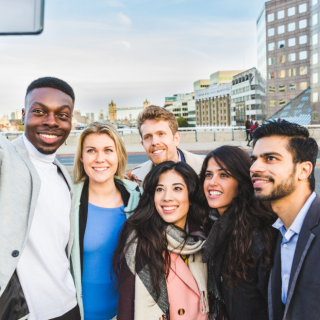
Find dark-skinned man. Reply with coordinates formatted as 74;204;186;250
0;77;80;320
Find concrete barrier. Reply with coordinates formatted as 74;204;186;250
180;132;196;143
197;132;214;142
123;133;141;144
215;131;232;141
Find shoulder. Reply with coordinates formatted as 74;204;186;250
73;181;85;207
130;159;153;182
179;148;205;174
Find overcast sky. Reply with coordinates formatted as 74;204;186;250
0;0;266;118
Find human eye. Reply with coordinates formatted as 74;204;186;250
59;113;69;118
156;187;164;192
33;109;44;115
267;156;277;161
174;186;182;191
205;173;212;178
105;148;113;153
87;149;95;153
220;172;229;178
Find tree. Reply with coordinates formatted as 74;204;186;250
177;116;188;128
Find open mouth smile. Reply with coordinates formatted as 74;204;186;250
252;178;270;188
38;133;61;144
152;149;165;156
92;166;109;173
208;190;223;199
162;205;178;214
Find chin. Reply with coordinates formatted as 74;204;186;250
36;146;59;155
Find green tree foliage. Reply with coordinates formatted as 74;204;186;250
177;116;188;128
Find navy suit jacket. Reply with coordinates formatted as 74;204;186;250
268;195;320;320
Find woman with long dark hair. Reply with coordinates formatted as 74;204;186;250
200;146;277;320
113;161;209;320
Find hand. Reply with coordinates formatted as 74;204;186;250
125;171;139;183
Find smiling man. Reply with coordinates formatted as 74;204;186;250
129;106;204;185
250;120;320;320
0;77;79;320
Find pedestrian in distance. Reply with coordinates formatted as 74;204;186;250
113;161;209;320
200;146;277;320
250;120;320;320
71;122;141;320
245;119;251;141
247;121;260;147
127;105;204;185
0;77;80;320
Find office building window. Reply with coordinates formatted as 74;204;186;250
288;68;296;77
313;14;319;26
300;51;307;59
268;42;275;51
300;66;308;75
313;33;318;45
288;7;295;16
279;100;286;106
268;57;275;65
269;86;275;93
278;40;285;49
270;100;276;107
269;72;275;79
278;25;285;34
279;70;286;78
300;82;308;90
279;55;285;63
268;28;275;37
299;19;307;29
299;35;307;45
288;53;296;61
288;38;296;47
289;84;296;91
268;13;275;22
279;85;285;92
313;53;319;64
313;0;318;6
288;22;295;32
314;73;319;83
313;111;318;122
278;10;285;19
299;4;307;13
313;92;319;103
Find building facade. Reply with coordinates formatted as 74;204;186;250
193;79;210;91
257;0;311;118
210;70;243;85
231;68;266;126
108;100;117;123
195;83;232;126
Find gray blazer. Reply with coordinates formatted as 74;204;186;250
0;135;74;298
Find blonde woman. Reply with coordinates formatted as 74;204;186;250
71;122;141;320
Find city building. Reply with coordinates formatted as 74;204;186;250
257;0;311;118
86;113;95;121
231;68;266;126
195;83;232;126
210;70;243;85
143;99;150;109
108;100;117;123
10;110;22;120
268;87;311;124
193;79;210;91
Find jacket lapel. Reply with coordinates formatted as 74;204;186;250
283;195;320;318
170;253;200;297
268;233;285;320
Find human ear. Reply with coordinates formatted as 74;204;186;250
298;161;313;181
174;131;181;146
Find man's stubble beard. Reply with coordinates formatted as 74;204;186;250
254;165;297;201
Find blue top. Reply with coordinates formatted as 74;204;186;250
82;203;126;320
273;192;316;305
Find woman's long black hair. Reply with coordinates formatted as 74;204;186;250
199;146;277;286
112;161;206;300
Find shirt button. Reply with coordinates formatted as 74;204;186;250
12;250;19;258
284;244;288;248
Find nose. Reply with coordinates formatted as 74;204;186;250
208;175;219;187
43;112;59;128
163;189;173;202
250;158;265;175
95;151;105;163
151;135;160;145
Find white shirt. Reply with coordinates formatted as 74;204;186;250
16;135;77;320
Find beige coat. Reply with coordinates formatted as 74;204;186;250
131;148;205;185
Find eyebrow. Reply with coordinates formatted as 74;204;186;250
143;130;165;138
251;152;283;159
85;146;115;148
156;183;185;187
30;102;72;112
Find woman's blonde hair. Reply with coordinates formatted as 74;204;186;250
73;121;127;184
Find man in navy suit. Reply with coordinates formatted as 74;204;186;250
250;120;319;320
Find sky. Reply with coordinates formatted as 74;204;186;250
0;0;266;118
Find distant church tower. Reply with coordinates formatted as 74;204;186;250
109;100;117;123
143;99;150;109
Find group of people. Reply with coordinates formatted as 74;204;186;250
0;77;319;320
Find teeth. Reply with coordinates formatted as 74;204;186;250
40;134;58;138
93;167;108;171
153;150;163;154
209;191;222;196
163;206;177;210
255;180;268;183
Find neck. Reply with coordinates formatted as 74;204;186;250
171;149;179;162
88;177;117;203
272;183;312;230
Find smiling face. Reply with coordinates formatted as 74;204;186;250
154;170;189;229
140;120;180;165
203;157;239;215
81;133;119;185
22;87;73;154
250;136;298;201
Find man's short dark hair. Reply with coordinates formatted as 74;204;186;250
26;77;75;103
253;120;318;191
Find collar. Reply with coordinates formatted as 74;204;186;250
273;192;317;240
23;134;56;163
